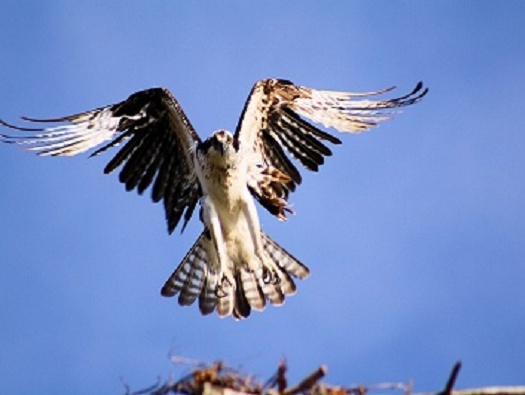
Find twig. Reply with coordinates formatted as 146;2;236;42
283;365;327;395
443;362;462;395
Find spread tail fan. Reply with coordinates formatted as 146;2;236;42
161;229;309;319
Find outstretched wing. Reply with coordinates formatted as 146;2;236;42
235;79;428;219
0;88;201;234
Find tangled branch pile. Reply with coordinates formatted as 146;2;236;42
126;360;524;395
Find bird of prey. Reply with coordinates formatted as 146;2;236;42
0;78;427;319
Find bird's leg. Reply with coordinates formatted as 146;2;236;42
201;198;235;292
240;194;281;284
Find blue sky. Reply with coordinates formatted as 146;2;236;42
1;2;524;394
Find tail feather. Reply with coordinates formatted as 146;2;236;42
198;270;218;315
233;272;252;318
217;285;235;317
160;232;208;298
261;231;310;279
240;269;266;310
259;276;285;305
161;229;309;319
275;269;297;296
178;250;207;306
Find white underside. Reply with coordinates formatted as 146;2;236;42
194;144;275;285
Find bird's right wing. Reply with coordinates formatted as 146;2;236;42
234;79;428;220
1;88;201;233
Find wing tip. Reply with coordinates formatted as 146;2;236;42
0;117;45;132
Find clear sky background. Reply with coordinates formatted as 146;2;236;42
1;2;524;394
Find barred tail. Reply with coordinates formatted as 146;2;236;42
160;231;209;306
161;230;309;319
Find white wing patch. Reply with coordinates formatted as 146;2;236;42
293;84;424;133
2;108;146;157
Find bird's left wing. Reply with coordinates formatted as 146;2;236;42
234;79;428;219
1;88;201;233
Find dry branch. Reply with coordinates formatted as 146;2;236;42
126;359;525;395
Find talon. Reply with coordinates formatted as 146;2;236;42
262;267;273;284
215;284;227;298
217;276;232;297
222;274;233;287
214;272;234;298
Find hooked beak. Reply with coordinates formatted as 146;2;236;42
212;137;225;155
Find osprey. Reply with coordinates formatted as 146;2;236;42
0;78;427;319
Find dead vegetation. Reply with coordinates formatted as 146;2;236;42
125;359;524;395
